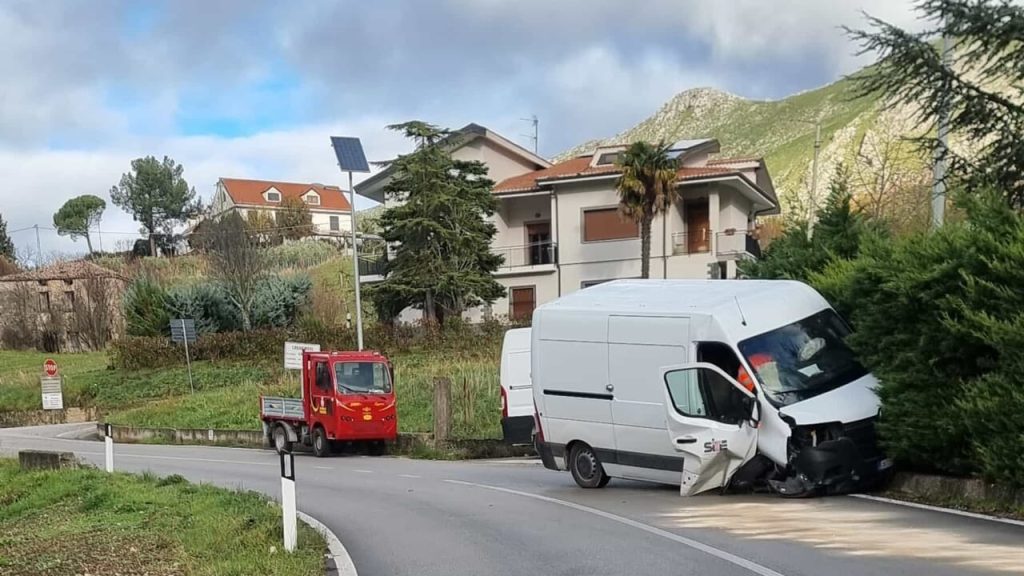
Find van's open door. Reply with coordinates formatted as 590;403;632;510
660;362;759;496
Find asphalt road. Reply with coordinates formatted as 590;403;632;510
2;423;1022;576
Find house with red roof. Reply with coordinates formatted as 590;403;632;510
209;178;353;237
355;125;778;323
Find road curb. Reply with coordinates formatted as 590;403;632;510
297;510;358;576
850;494;1024;528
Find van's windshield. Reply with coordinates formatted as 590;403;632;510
334;362;392;394
737;309;867;407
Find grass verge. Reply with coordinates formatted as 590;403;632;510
0;459;324;576
1;347;503;439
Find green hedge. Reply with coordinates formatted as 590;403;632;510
809;193;1024;486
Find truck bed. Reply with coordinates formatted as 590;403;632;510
261;396;304;421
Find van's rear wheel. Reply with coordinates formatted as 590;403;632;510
312;427;331;458
272;425;292;454
569;443;610;489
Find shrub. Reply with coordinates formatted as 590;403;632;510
165;282;240;334
251;274;312;329
124;275;170;337
810;191;1024;484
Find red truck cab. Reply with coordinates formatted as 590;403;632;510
261;350;397;457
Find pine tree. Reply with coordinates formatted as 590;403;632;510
848;0;1024;207
368;121;505;324
0;212;14;260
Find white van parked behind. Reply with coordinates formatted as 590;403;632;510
531;279;889;497
500;328;535;445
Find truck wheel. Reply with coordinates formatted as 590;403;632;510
569;443;610;489
272;425;292;454
312;427;331;458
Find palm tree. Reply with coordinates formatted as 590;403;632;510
615;141;679;279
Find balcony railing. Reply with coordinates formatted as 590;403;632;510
715;230;761;259
492;241;558;270
672;230;762;259
671;232;712;255
358;253;388;277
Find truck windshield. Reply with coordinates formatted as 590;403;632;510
737;309;867;407
334;362;392;394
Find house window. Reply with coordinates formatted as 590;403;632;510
266;191;281;202
509;286;536;321
330;215;340;231
595;152;620;166
305;194;320;205
39;292;50;311
582;207;639;242
64;290;76;308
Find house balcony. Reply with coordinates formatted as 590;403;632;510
357;253;387;283
671;230;761;260
492;241;558;277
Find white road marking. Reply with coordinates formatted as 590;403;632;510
398;474;421;479
314;466;334;471
353;469;373;474
443;479;786;576
850;494;1024;528
74;450;276;467
297;511;358;576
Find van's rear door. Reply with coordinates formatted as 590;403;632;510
660;362;759;496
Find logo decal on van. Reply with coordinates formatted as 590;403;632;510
704;439;728;453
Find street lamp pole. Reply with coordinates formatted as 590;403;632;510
349;171;364;351
932;23;953;229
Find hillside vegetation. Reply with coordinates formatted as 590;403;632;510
561;60;1008;228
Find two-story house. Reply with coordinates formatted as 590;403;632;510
354;126;778;323
210;178;353;237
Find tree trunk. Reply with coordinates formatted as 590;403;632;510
85;233;94;254
148;233;156;258
640;215;652;279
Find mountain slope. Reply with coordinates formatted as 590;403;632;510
560;77;934;224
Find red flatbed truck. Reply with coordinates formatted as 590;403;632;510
260;350;397;457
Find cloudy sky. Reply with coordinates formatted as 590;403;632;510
1;0;926;258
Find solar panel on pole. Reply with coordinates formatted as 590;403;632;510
330;135;369;351
330;137;371;173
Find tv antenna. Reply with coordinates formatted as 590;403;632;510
521;115;538;154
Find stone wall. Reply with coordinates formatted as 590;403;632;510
0;407;99;428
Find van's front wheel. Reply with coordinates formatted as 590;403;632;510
569;443;610;489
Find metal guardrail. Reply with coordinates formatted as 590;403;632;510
492;241;558;270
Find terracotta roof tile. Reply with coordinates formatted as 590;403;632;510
493;158;737;193
0;261;127;283
220;178;352;211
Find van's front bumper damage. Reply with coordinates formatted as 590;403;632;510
771;416;891;497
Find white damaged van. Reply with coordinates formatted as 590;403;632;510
531;279;890;496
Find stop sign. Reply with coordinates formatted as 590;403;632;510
44;359;58;377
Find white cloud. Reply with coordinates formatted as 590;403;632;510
1;118;410;259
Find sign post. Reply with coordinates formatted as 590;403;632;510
284;342;320;398
40;359;63;410
104;423;114;473
170;319;197;394
280;451;297;552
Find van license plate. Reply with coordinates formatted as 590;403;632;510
878;458;893;471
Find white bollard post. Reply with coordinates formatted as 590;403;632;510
104;423;114;472
280;451;297;552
